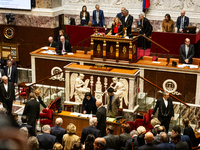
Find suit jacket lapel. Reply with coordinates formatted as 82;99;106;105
162;98;167;108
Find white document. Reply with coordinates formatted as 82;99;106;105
41;47;48;50
67;53;74;55
189;65;199;68
152;61;161;64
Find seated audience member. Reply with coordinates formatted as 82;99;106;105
110;17;123;36
116;7;126;21
35;89;47;108
151;118;161;136
120;123;132;150
51;117;67;144
162;14;174;32
138;132;161;150
176;10;189;33
58;36;72;54
5;60;18;86
171;133;189;150
171;125;191;149
180;38;194;64
57;29;65;42
0;53;4;69
93;137;114;150
82;92;97;114
63;123;80;150
92;4;105;27
121;9;133;36
80;5;90;26
182;118;200;147
139;13;153;50
85;134;95;150
137;126;146;147
81;117;100;143
103;125;119;150
125;130;139;150
72;142;84;150
20;115;35;136
27;136;39;150
7;54;17;67
19;127;29;140
153;126;165;145
37;125;57;150
158;132;175;150
48;36;58;48
53;143;63;150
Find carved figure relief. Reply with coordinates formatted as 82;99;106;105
70;73;90;103
49;67;64;81
110;77;129;108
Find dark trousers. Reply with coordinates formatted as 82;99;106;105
3;101;13;115
81;20;88;26
28;118;37;134
161;120;170;133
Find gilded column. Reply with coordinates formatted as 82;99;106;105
90;39;94;59
103;40;106;61
116;41;119;62
129;42;133;63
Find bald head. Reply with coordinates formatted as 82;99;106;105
93;137;106;150
185;38;190;46
48;36;53;43
121;7;125;13
181;10;185;17
96;100;102;108
144;132;154;143
60;36;65;43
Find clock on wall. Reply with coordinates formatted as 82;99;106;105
3;27;15;39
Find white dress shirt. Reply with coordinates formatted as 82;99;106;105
7;66;12;78
4;83;8;92
82;12;86;20
125;14;129;23
185;44;189;58
163;97;168;107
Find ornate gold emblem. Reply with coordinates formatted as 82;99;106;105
110;46;113;54
97;44;101;53
123;46;126;55
133;45;136;54
3;27;15;39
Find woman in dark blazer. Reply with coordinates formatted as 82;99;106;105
182;118;200;147
82;92;97;115
111;17;124;36
80;5;90;26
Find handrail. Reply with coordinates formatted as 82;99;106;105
76;36;91;46
27;70;65;87
138;75;190;107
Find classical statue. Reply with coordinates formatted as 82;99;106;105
70;73;90;103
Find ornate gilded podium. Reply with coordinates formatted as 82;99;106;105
90;34;138;63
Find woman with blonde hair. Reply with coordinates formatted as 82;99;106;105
34;89;46;108
110;17;124;36
63;123;80;150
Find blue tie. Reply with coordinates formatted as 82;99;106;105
109;96;112;110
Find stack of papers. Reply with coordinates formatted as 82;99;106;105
152;61;161;64
178;64;198;68
41;47;48;50
41;50;56;55
67;53;74;55
107;117;116;122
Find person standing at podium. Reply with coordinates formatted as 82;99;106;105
121;9;133;37
58;36;72;54
80;5;90;26
162;14;175;33
92;4;105;27
176;10;189;33
180;38;195;64
82;92;97;114
139;13;153;50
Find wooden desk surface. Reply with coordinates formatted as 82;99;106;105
53;111;124;137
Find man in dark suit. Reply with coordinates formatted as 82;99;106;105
138;132;161;150
96;100;106;137
93;137;114;150
92;4;105;27
5;60;18;86
153;126;165;145
180;38;195;64
106;88;120;118
121;9;133;37
58;36;72;54
0;68;5;83
171;133;189;150
48;36;57;48
176;10;189;33
0;76;15;116
37;125;57;150
103;125;119;150
81;117;101;143
20;115;36;136
139;13;153;50
50;117;67;144
0;53;4;69
158;132;175;150
152;91;174;133
23;93;40;134
125;130;139;150
116;7;125;21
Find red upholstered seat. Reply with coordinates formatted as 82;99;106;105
39;113;48;118
47;109;53;120
42;108;48;113
40;119;52;124
20;92;26;96
148;109;153;120
125;121;135;130
135;119;144;129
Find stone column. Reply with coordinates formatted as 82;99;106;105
128;78;135;110
65;71;70;102
195;74;200;105
31;56;36;83
139;68;144;93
